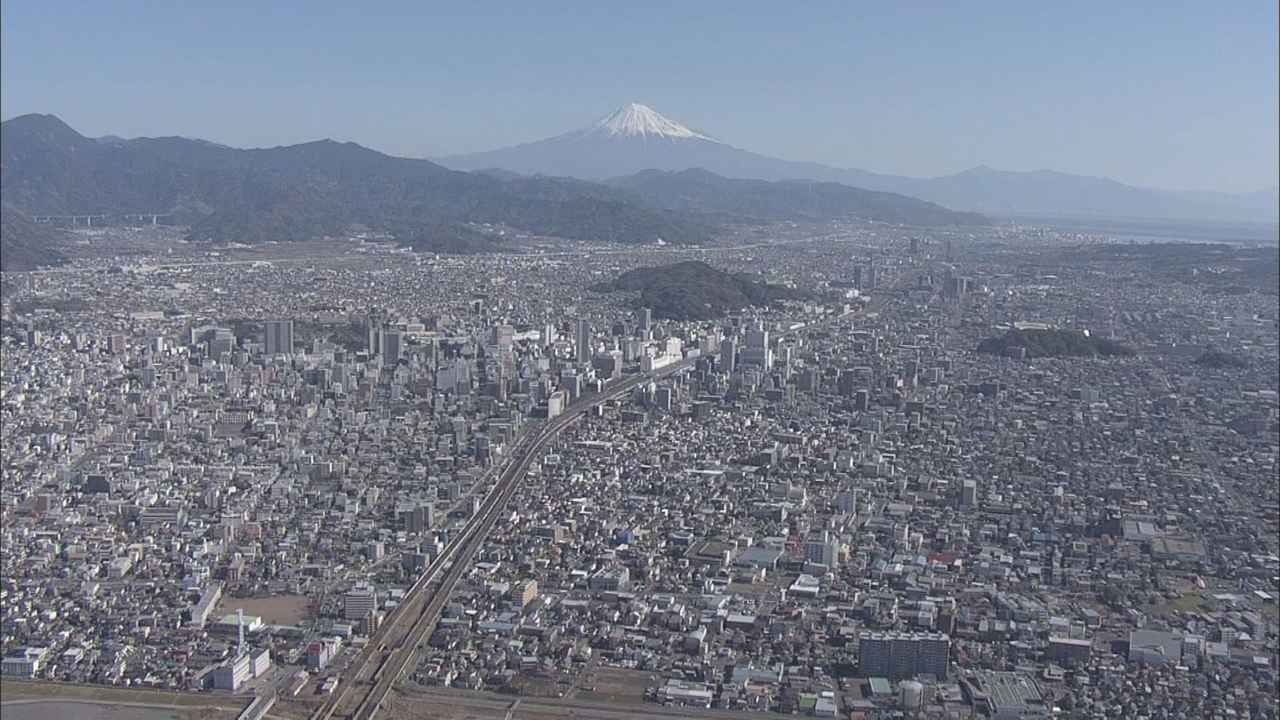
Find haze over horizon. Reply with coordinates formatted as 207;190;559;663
2;0;1277;195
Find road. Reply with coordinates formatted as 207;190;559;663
0;698;242;711
309;307;858;720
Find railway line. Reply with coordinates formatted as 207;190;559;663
310;369;675;720
311;308;858;720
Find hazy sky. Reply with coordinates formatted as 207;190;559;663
3;1;1277;193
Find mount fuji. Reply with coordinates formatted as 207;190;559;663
440;102;867;185
441;104;1279;224
592;102;716;140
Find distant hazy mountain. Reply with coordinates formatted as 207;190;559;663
0;113;712;253
441;104;1279;224
608;168;985;226
904;166;1279;224
441;103;874;185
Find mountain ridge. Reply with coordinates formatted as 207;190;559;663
0;204;68;271
0;113;715;253
607;168;986;226
2;112;986;268
440;104;1278;223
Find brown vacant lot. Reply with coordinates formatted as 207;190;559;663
215;594;311;625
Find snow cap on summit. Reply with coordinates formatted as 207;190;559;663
593;103;713;140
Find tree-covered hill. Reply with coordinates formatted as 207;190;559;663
592;260;805;321
977;328;1135;359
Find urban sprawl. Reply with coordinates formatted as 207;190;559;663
2;221;1278;720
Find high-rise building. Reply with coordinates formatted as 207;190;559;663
798;367;819;394
210;652;253;691
592;350;623;379
305;640;335;671
492;324;514;349
742;322;772;367
107;334;126;355
264;320;294;356
560;369;582;400
655;385;674;411
513;580;539;608
415;503;435;532
380;330;403;366
961;480;978;508
837;370;857;397
343;583;377;621
836;490;858;514
859;632;950;679
638;307;652;339
720;337;737;375
854;389;870;412
486;366;509;401
575;319;593;363
207;330;235;357
546;390;567;419
396;502;433;533
805;531;840;569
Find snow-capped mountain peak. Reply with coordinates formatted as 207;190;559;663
592;103;713;140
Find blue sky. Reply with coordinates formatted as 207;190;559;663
2;1;1276;193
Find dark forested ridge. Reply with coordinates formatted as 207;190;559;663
592;260;805;321
0;113;712;253
0;204;67;271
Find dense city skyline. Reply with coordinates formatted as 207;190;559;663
2;220;1277;719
